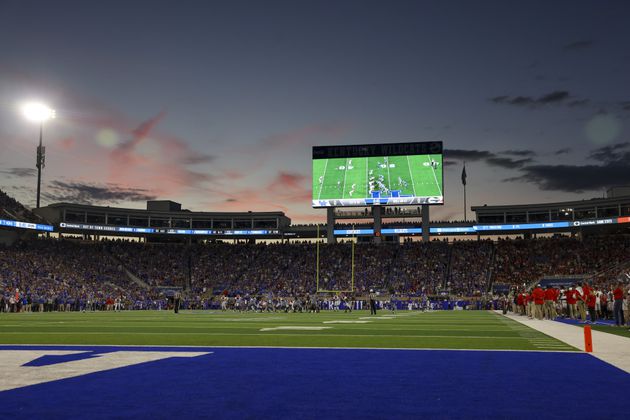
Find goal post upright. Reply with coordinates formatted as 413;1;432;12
351;226;355;292
316;224;320;292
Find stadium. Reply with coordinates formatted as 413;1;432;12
2;140;630;417
2;2;630;418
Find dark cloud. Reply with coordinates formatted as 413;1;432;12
0;167;37;178
486;157;533;169
444;148;535;169
225;198;237;202
620;102;630;111
183;153;216;165
506;142;630;192
443;149;494;161
44;181;156;205
500;150;537;157
562;40;594;51
538;91;570;104
505;162;630;193
554;148;571;155
588;142;630;163
568;99;590;107
491;90;577;107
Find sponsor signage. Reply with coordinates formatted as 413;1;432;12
0;218;54;232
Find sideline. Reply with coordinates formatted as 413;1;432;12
497;311;630;374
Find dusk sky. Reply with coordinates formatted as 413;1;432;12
1;0;629;223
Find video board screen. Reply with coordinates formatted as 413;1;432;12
312;141;443;207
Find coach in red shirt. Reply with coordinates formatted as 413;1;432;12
532;285;545;320
586;292;597;323
544;286;557;319
613;282;625;327
565;287;577;319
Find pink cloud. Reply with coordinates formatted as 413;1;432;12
58;137;76;151
108;113;213;196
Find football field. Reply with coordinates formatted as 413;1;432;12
312;154;443;202
2;310;629;419
0;310;574;350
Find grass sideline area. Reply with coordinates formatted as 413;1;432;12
0;310;577;350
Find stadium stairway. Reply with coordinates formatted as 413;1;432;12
443;245;454;290
485;243;497;293
106;252;151;290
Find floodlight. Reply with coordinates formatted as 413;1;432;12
21;102;56;123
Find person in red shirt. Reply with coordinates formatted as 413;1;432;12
612;282;625;327
575;283;587;321
600;291;608;320
525;291;534;318
532;284;545;320
586;291;597;323
516;293;525;315
544;286;557;319
565;287;577;319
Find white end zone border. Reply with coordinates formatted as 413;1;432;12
0;350;211;392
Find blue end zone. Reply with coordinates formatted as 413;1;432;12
0;346;628;419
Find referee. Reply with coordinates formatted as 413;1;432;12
174;291;181;314
369;289;377;315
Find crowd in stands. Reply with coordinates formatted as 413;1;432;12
1;233;629;313
491;236;630;288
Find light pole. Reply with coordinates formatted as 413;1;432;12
22;102;55;208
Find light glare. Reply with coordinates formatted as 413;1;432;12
21;102;56;122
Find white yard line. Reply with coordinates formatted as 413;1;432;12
341;158;349;198
366;157;369;198
407;155;417;196
317;159;329;200
386;156;392;192
427;154;442;196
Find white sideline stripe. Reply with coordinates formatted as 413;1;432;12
359;316;396;320
259;326;332;332
0;332;568;339
323;321;372;324
497;311;630;373
0;344;578;353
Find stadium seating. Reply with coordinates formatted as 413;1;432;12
1;189;629;312
2;233;629;312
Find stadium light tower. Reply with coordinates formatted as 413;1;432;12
21;102;56;208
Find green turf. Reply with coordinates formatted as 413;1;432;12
0;310;577;351
312;154;443;201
